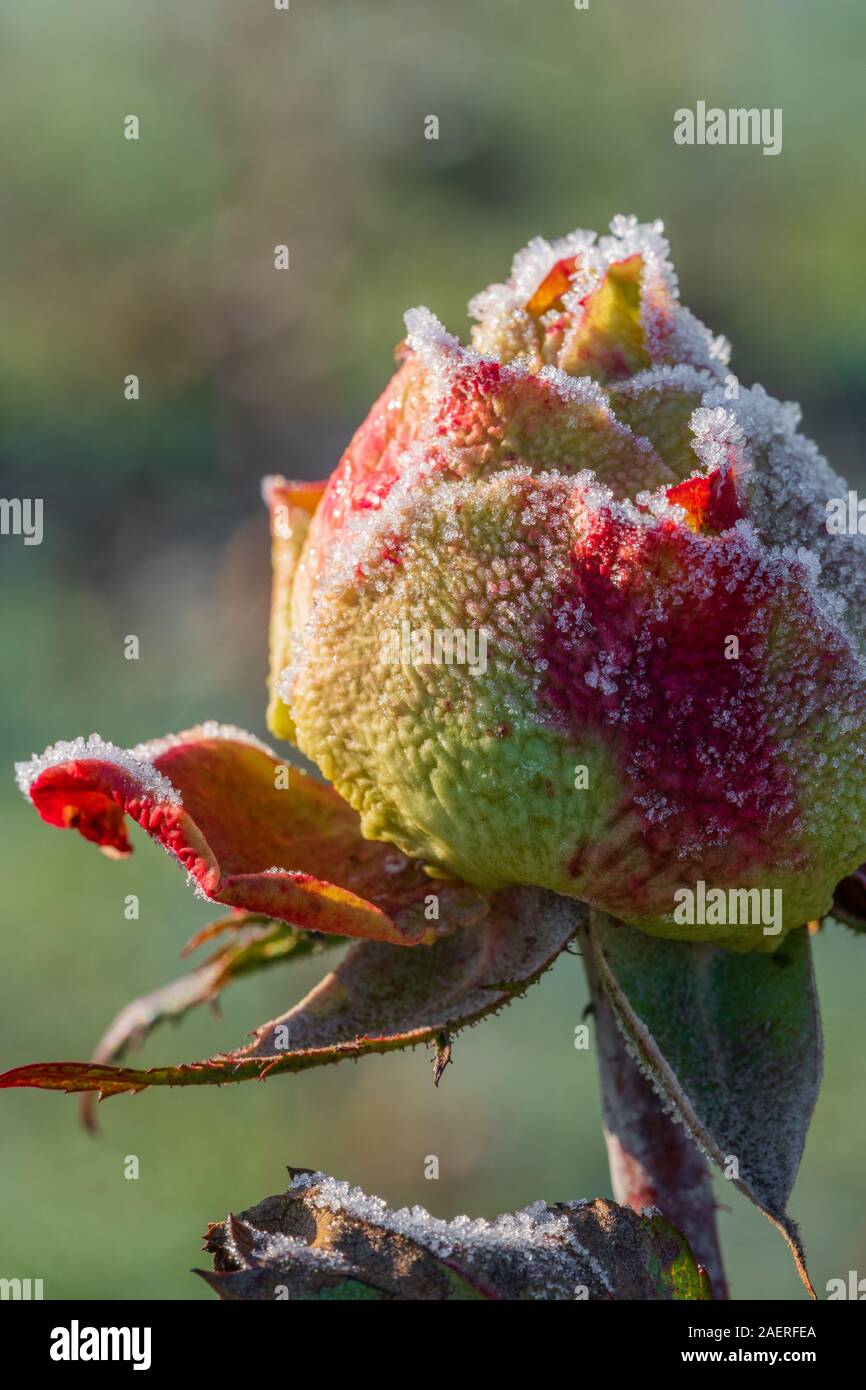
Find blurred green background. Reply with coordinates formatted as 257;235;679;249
2;0;865;1301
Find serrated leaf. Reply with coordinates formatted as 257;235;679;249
78;914;341;1131
198;1169;711;1301
1;888;582;1102
587;912;821;1296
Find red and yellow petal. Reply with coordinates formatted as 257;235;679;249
265;476;327;742
16;724;484;946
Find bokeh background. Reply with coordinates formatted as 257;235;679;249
2;0;865;1301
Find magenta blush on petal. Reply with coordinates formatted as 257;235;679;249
538;505;808;896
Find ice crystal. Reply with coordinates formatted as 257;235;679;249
286;1170;615;1299
15;734;181;805
133;721;276;763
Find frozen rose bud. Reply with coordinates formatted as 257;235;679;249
270;216;866;951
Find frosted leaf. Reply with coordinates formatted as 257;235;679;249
1;888;581;1103
587;913;822;1296
200;1169;710;1301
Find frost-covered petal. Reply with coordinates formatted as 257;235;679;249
265;477;327;743
15;723;485;946
607;365;711;479
469;216;728;381
720;387;866;647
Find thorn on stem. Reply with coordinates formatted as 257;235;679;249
432;1032;452;1087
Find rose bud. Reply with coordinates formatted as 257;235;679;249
269;216;866;951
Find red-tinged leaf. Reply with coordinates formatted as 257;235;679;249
15;724;487;947
831;864;866;931
78;914;341;1131
198;1169;711;1301
237;885;581;1066
586;911;822;1297
0;888;582;1101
